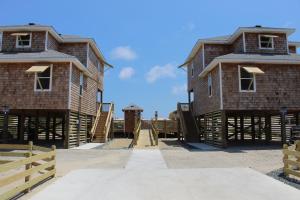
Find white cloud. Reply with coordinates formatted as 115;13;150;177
146;63;176;83
172;84;187;95
119;67;135;80
110;46;137;60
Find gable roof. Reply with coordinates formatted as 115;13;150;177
179;26;296;68
199;53;300;78
0;24;113;68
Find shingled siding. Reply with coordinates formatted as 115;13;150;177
59;43;87;66
188;47;204;92
1;31;46;52
222;63;300;111
204;44;231;67
0;62;69;110
47;33;59;50
70;66;97;116
88;45;104;91
232;35;244;53
193;66;221;116
245;33;288;54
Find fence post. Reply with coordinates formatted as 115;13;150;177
25;141;33;193
283;144;289;176
51;145;56;178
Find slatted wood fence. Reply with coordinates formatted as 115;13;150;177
0;142;56;200
283;140;300;179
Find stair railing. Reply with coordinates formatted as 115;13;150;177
177;103;189;141
151;121;159;146
130;120;142;148
91;103;102;141
103;103;114;142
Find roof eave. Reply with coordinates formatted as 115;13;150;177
199;57;300;78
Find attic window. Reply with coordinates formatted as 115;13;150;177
259;35;274;49
16;33;31;48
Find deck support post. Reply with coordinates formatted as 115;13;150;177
251;116;255;141
234;116;238;141
221;111;228;148
265;115;272;143
240;116;244;141
46;114;50;141
53;117;56;142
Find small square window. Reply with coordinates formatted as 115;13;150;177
259;35;274;49
191;62;194;77
16;34;31;48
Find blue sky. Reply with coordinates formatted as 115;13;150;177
1;0;300;119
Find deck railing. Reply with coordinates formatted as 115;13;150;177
129;120;141;148
283;140;300;179
0;142;56;200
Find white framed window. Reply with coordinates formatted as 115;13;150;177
34;65;52;92
259;35;274;49
16;33;32;48
208;73;212;97
0;32;3;51
238;66;256;92
79;73;84;96
191;62;194;77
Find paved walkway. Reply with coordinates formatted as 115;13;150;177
29;143;300;200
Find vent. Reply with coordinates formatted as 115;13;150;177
28;23;36;26
255;25;262;28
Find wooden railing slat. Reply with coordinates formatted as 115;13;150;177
0;152;30;157
0;144;29;150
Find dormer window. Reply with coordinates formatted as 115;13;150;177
15;33;32;48
259;35;274;49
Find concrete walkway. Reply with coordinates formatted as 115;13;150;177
125;149;167;169
30;168;300;200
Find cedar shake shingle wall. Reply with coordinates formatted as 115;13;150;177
0;62;69;110
70;66;97;116
232;35;244;53
245;33;288;54
88;45;104;91
222;63;300;111
59;43;87;66
193;66;220;116
204;44;231;66
47;33;59;50
1;31;46;52
188;47;204;92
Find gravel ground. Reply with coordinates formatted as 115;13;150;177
267;168;300;190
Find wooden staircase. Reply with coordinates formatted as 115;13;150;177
91;103;114;143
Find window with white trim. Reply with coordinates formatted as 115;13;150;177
80;73;84;96
208;73;212;97
259;35;274;49
239;66;256;92
35;66;52;91
0;32;3;51
191;62;194;77
16;33;31;48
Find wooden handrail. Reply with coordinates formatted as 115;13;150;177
151;121;159;146
103;103;114;142
91;103;102;141
130;120;142;148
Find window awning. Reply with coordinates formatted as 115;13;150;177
261;35;279;38
243;67;264;74
26;66;49;73
11;33;29;36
